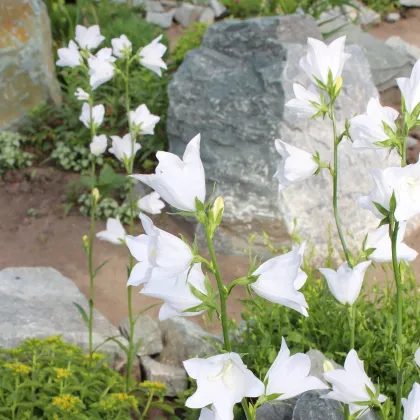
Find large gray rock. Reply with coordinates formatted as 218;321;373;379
159;317;221;367
119;314;163;357
0;0;61;130
167;15;400;258
140;355;187;396
0;267;127;357
318;15;412;91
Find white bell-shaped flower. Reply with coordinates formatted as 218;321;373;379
125;213;193;287
137;192;165;215
265;337;328;400
96;218;126;245
184;353;264;420
139;35;167;76
131;134;206;212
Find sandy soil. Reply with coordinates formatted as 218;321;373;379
0;168;249;333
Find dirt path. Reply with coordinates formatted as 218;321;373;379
369;9;420;46
0;168;249;333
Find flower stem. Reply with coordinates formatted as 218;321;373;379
204;226;231;350
124;57;136;392
204;225;253;420
390;219;403;420
330;109;352;268
87;95;97;361
140;391;154;420
330;105;352;420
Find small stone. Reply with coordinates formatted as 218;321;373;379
292;390;342;420
119;315;163;357
386;36;420;63
256;400;297;420
199;7;215;23
159;317;221;367
146;9;176;28
306;349;342;381
342;0;381;26
110;355;142;384
208;0;227;17
160;0;177;7
407;136;418;148
386;12;401;22
140;355;187;397
174;3;204;28
400;0;420;7
147;0;165;12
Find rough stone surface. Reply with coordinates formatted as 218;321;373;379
306;349;341;380
159;317;221;367
386;36;420;64
0;267;127;357
140;355;187;396
318;15;412;91
147;0;165;12
119;315;163;357
146;9;176;28
386;12;401;22
0;0;61;130
292;390;342;420
400;0;420;7
342;1;381;26
199;7;216;23
256;399;297;420
174;3;205;28
167;15;401;258
111;355;142;384
208;0;227;17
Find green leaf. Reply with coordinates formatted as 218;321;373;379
373;201;389;217
389;191;397;214
73;302;89;326
93;259;109;278
151;402;175;414
189;283;207;301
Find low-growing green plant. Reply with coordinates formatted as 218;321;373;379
0;131;34;174
232;240;420;417
51;141;103;171
171;23;210;67
0;336;148;419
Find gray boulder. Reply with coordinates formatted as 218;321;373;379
146;9;176;28
167;14;400;258
159;317;221;367
0;267;127;357
119;314;163;356
174;3;205;27
0;0;61;130
140;355;187;396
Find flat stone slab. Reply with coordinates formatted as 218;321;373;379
0;267;126;357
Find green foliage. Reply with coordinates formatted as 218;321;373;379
0;336;142;419
360;0;399;14
29;1;170;174
171;23;210;67
51;142;103;171
0;131;34;174
233;243;420;416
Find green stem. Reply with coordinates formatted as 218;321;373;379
330;105;352;420
88;95;97;361
140;391;154;420
204;225;253;420
204;226;231;351
123;57;136;392
330;109;352;268
391;219;403;420
349;304;355;349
